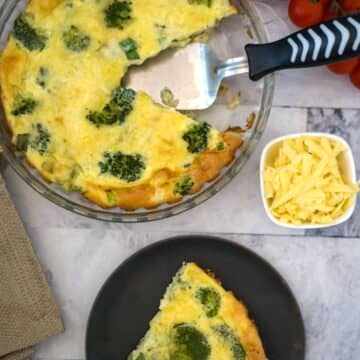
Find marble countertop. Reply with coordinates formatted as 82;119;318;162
3;1;360;359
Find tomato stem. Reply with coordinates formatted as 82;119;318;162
333;0;345;15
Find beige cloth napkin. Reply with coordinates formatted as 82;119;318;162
0;157;64;360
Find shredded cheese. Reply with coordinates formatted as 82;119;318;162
263;136;359;225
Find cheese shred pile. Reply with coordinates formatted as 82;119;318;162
263;136;359;225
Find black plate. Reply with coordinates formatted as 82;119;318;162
86;235;305;360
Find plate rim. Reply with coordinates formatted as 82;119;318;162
85;235;306;359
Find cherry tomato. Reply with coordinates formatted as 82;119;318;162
328;58;359;74
289;0;324;28
323;10;339;21
350;63;360;89
320;0;332;10
340;0;360;12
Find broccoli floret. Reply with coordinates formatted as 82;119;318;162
119;37;139;60
31;123;51;155
172;324;210;360
196;287;221;318
87;87;135;127
182;122;211;153
213;324;246;360
104;1;132;29
12;14;47;51
36;66;49;88
174;175;193;196
62;25;90;52
188;0;212;7
11;95;37;116
99;151;145;182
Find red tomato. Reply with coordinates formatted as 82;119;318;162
323;10;339;21
327;58;359;74
320;0;332;10
289;0;324;27
340;0;360;12
350;63;360;89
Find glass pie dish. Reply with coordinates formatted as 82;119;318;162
0;0;275;222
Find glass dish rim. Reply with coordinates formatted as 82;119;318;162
0;0;275;223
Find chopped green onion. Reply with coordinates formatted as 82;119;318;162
16;134;30;151
36;66;49;88
160;87;179;108
70;164;82;179
216;142;225;151
119;38;140;60
41;159;55;173
188;0;212;7
106;190;118;205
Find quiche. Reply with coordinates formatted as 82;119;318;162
128;263;266;360
0;0;243;210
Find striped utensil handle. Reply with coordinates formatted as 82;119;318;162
245;14;360;81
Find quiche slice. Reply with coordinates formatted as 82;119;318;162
0;0;243;210
128;263;266;360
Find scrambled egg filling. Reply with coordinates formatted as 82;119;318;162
0;0;238;208
129;263;266;360
264;136;359;225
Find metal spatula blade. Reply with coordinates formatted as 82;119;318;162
125;14;360;110
125;43;248;110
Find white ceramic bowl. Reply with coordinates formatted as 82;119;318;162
260;132;358;229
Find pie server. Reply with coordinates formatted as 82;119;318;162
126;14;360;110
